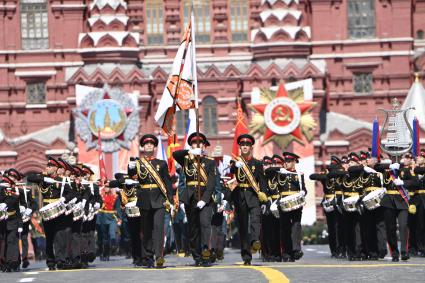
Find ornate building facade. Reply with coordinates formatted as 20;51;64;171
1;0;425;219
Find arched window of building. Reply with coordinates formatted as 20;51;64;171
348;0;375;39
146;0;164;44
176;110;189;136
417;30;424;40
183;0;210;43
203;96;217;135
20;0;49;49
229;0;249;42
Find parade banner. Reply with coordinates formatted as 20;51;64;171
250;79;317;225
74;84;139;179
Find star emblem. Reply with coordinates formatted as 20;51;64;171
250;83;316;149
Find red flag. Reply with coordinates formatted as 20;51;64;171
232;99;248;158
98;131;107;182
167;134;181;177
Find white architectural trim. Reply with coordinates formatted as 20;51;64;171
0;62;84;68
310;50;413;59
0;151;18;157
15;70;57;77
324;140;350;146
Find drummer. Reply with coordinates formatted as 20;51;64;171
0;175;23;272
27;156;77;270
271;152;306;261
359;151;387;260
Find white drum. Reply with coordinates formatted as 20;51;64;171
279;193;306;212
322;197;335;213
39;201;66;221
125;201;140;218
343;195;359;212
0;208;8;221
363;188;386;211
73;203;85;221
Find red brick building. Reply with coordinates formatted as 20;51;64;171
1;0;425;219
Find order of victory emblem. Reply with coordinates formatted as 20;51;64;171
250;83;316;150
74;85;140;152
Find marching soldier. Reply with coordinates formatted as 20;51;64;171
0;175;23;272
310;156;341;258
112;172;142;266
80;165;102;268
128;134;174;268
173;132;216;266
358;151;387;259
228;134;268;265
260;156;273;262
413;150;425;257
5;169;35;268
267;152;306;261
377;160;415;261
27;157;77;270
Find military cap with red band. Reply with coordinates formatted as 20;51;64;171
47;156;62;168
140;134;159;147
262;156;272;165
348;152;360;163
272;154;285;164
82;165;95;175
237;134;255;145
330;156;342;165
1;175;15;185
283;152;300;163
6;168;23;181
188;132;210;146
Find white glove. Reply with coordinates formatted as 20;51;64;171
170;205;175;216
393;178;404;186
183;215;188;223
196;200;206;209
235;161;244;168
363;166;376;173
124;179;139;185
25;208;32;216
0;203;6;211
279;168;287;174
389;163;400;171
190;148;202;156
59;197;66;204
128;161;137;169
43;177;56;183
94;202;101;210
261;204;267;214
179;203;185;213
300;190;306;197
70;198;77;204
222;200;227;207
18;227;23;233
20;206;26;214
270;201;278;212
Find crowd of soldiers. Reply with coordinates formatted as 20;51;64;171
2;132;424;272
312;151;425;262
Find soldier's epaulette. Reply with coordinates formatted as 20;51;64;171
206;156;214;160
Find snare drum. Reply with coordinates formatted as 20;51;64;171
322;197;335;213
39;201;66;221
0;209;8;221
342;196;359;212
363;188;386;210
279;193;306;212
19;205;30;223
73;203;84;221
125;201;140;218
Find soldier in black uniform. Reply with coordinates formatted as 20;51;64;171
79;165;102;268
260;156;273;262
173;132;216;266
328;153;363;261
266;152;306;261
112;172;142;266
359;151;387;259
377;160;414;261
5;169;36;268
412;150;425;257
0;175;23;272
27;157;77;270
129;134;174;268
228;134;268;265
310;156;342;258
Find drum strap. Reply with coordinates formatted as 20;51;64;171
236;157;261;195
187;154;209;184
90;182;94;195
23;186;28;208
279;168;303;192
138;157;169;202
